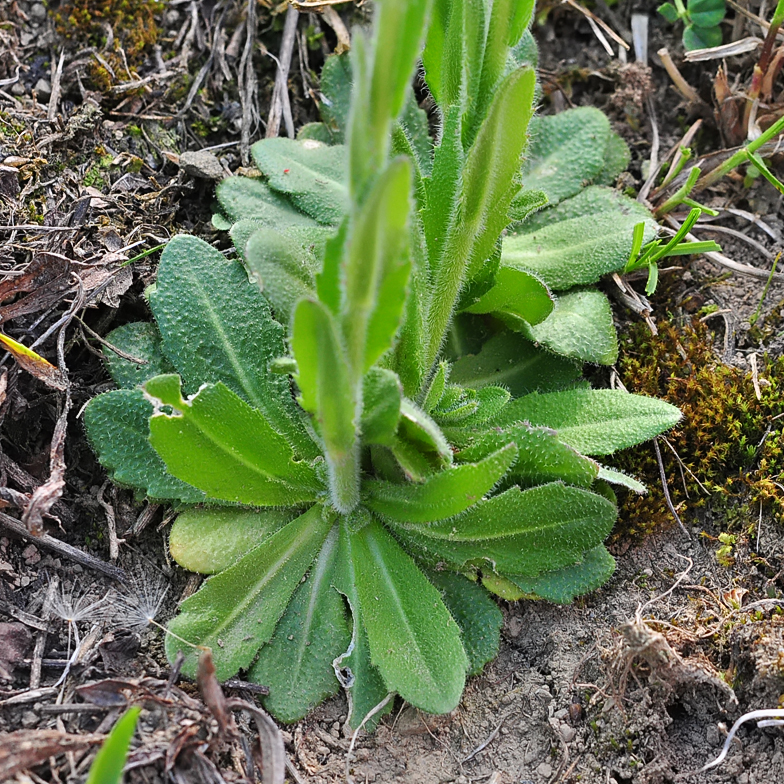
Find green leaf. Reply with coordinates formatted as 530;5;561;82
319;53;352;142
333;517;392;731
422;104;464;273
149;234;316;459
249;525;351;723
364;444;517;522
169;507;298;574
351;516;469;714
422;361;450;413
502;186;657;290
462;266;553;325
508;188;548;222
597;466;647;494
426;570;502;676
509;0;535;46
316;217;347;315
251;138;348;225
594;130;631;187
658;2;681;23
427;66;537;367
292;298;358;512
392;482;616;577
522;108;612;206
454;386;511;427
102;322;175;389
421;0;463;108
398;88;433;178
491;387;682;456
215;176;317;228
471;0;521;145
342;158;412;375
454;422;599;488
146;375;322;506
683;23;722;49
396;397;453;467
85;707;140;784
504;545;616;603
520;288;618;365
166;504;335;680
297;123;335;144
688;0;726;28
244;228;317;322
459;67;537;281
83;388;205;503
450;330;581;397
361;368;402;447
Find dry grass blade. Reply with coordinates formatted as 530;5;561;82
0;729;105;780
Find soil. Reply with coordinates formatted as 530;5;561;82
1;2;783;784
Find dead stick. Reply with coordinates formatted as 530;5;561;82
0;510;129;583
266;5;300;139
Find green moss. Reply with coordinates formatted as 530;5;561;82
55;1;163;56
615;319;784;539
83;166;107;189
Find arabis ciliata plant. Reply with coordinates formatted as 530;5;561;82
85;0;680;727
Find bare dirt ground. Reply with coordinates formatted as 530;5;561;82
0;2;783;783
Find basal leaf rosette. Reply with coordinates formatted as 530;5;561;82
84;0;683;729
84;234;680;727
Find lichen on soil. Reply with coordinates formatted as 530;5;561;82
0;1;783;783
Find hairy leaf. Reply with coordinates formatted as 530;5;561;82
149;235;316;459
334;518;392;731
463;266;553;325
342;158;412;375
503;187;656;290
351;516;468;714
251;138;348;224
244;228;317;322
361;368;402;447
597;466;647;494
455;422;599;487
102;322;174;390
249;526;351;723
491;388;682;456
521;288;618;365
166;505;335;680
426;570;502;676
365;444;517;522
169;507;298;574
292;298;358;512
503;544;616;603
392;483;616;576
450;330;581;396
522;108;612;206
83;388;205;503
215;177;317;228
146;375;322;506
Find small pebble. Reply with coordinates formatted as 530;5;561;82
179;149;226;180
33;78;51;100
559;723;576;743
536;762;553;778
22;544;40;565
21;711;38;728
29;3;47;23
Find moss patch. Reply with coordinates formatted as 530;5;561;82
615;319;784;538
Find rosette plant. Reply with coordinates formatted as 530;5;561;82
85;0;680;727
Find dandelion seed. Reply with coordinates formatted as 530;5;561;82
108;568;170;632
49;579;110;649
